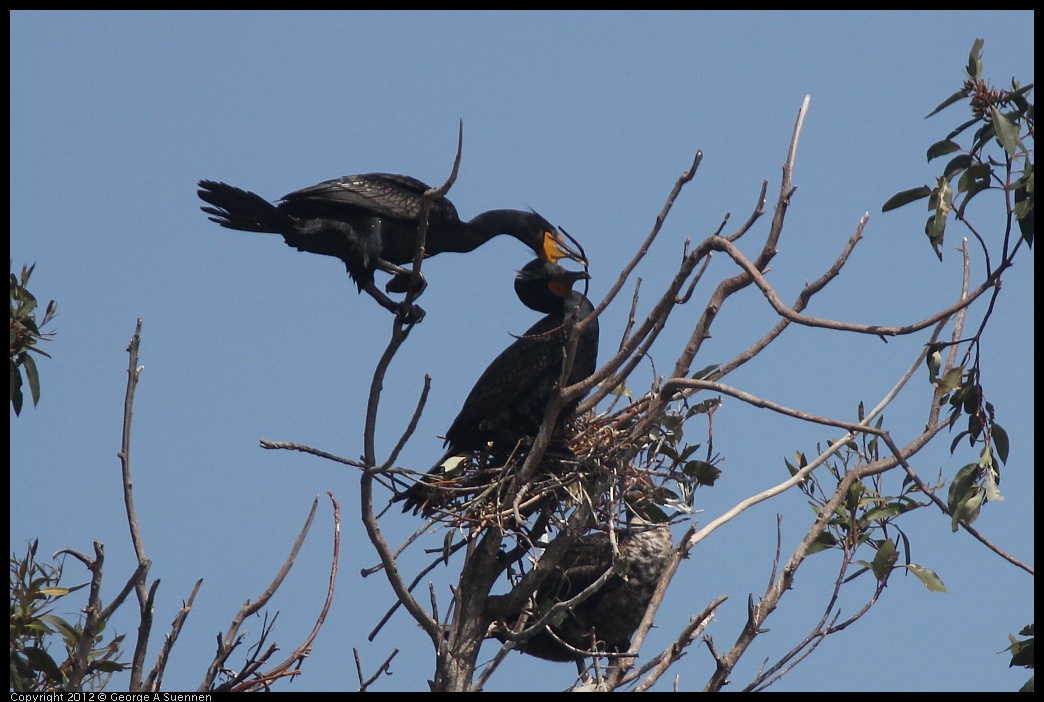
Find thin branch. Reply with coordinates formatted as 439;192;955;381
702;357;952;690
744;526;879;691
132;580;159;691
681;316;943;556
260;439;368;468
574;236;718;415
233;492;342;692
366;536;470;643
358;148;468;648
588;151;703;327
118;319;150;581
199;496;321;691
144;578;203;692
355;647;400;692
707;235;999;339
712;213;869;381
879;430;1033;574
384;374;432;468
61;542;104;692
631;595;727;692
116;318;155;691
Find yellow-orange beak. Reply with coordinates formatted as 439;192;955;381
542;230;587;266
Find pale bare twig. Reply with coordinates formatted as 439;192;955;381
144;578;203;692
231;492;342;692
200;496;322;691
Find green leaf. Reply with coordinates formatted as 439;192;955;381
844;563;873;584
906;563;947;592
1008;625;1035;672
11;363;24;416
992;423;1010;464
861;502;908;523
978;444;995;469
951;485;986;532
924;177;953;259
692;363;720;380
970;121;997;156
17;297;38;318
604;381;632;398
20;645;63;682
956;162;992;195
934;366;964;393
963;384;982;416
984;465;1004;503
942;154;973;180
966;38;984;79
956;179;992;219
930;176;953;214
684;460;721;487
926;139;962;162
42;299;58;327
20;261;38;285
882;185;932;212
37;586;71;598
1014;170;1034;247
22;353;41;407
807;531;837;555
968;413;984;443
925;215;945;261
926;89;970;119
947;462;981;513
990;106;1025;159
944;115;983;142
870;539;898;584
39;613;79;641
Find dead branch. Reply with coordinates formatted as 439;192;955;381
200;495;322;691
144;578;203;692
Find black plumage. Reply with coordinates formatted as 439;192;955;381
197;173;585;321
496;516;672;663
396;257;599;515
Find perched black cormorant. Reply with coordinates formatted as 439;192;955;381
495;513;673;664
396;257;599;515
197;173;585;321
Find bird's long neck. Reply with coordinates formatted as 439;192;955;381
452;209;537;253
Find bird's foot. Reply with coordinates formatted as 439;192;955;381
396;300;426;324
385;270;428;296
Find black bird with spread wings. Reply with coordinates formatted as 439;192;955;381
197;173;585;321
396;257;599;515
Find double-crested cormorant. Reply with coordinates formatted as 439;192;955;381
495;514;672;664
197;173;585;321
396;257;599;515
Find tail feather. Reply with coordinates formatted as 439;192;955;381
197;180;293;234
394;452;468;516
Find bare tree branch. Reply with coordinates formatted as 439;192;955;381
230;492;342;692
200;496;322;691
144;578;203;692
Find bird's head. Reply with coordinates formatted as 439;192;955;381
532;213;587;267
514;258;590;313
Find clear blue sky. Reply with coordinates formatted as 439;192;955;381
10;11;1033;692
